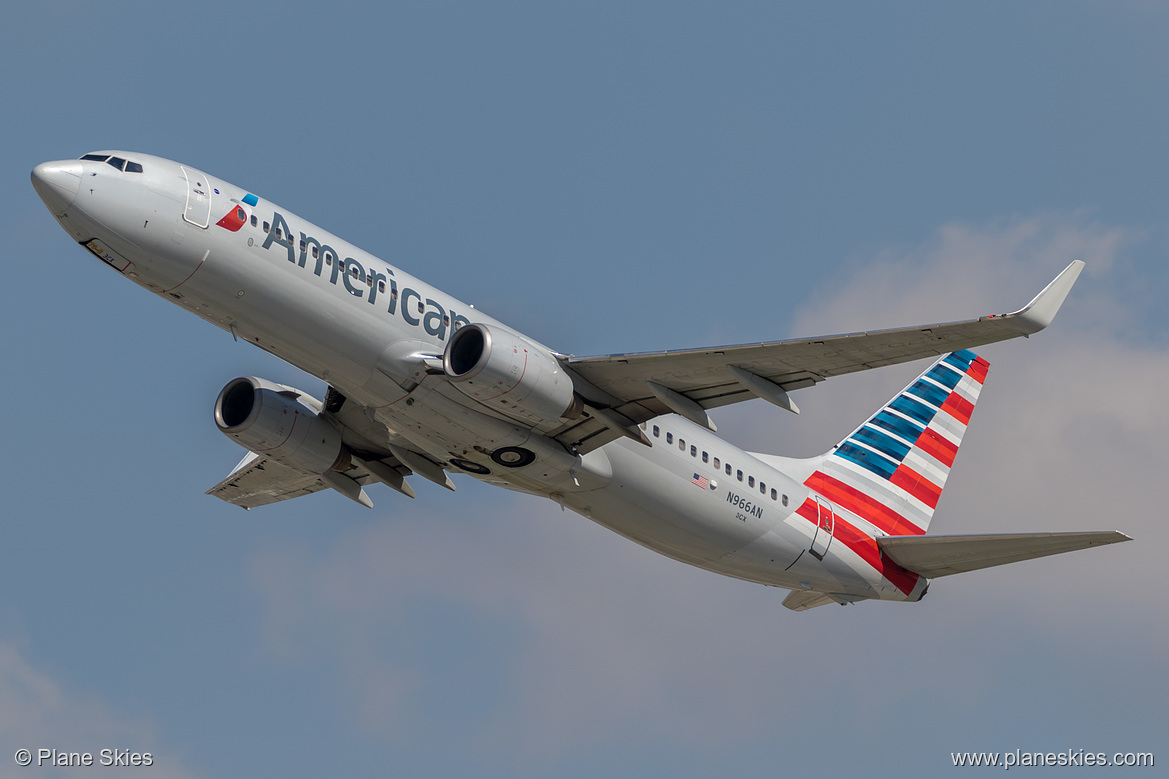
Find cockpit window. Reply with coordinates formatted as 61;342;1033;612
79;154;144;173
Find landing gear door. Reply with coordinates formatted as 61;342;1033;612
181;166;211;228
810;495;834;560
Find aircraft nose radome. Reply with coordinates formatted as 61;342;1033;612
31;160;83;216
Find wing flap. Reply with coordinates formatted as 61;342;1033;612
877;531;1131;578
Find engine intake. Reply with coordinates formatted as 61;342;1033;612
214;377;347;474
443;323;582;424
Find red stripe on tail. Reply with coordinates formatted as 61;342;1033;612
968;356;989;385
795;498;920;595
804;471;924;536
890;463;942;509
915;428;958;467
941;392;974;425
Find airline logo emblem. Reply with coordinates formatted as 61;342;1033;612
215;194;258;232
216;205;247;232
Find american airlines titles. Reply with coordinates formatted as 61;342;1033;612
262;211;471;341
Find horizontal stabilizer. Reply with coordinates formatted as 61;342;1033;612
877;531;1131;578
782;589;869;611
782;590;839;611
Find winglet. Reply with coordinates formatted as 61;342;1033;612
1005;260;1085;334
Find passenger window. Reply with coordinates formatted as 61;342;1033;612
782;495;789;507
737;470;743;482
702;451;708;463
690;445;697;457
416;301;424;313
250;215;257;227
653;425;660;437
713;457;720;469
759;481;766;494
263;221;270;232
770;488;777;500
350;266;359;278
391;289;398;300
326;255;332;266
312;246;319;258
666;433;673;444
125;161;143;173
748;476;755;488
725;463;732;475
678;438;685;451
378;281;385;293
300;239;307;253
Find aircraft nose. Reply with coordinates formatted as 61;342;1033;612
31;160;83;216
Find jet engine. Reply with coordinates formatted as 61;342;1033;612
213;377;348;474
443;323;582;424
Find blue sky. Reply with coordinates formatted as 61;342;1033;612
3;2;1167;776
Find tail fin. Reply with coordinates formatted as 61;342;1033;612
804;349;989;536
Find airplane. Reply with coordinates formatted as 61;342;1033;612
31;151;1130;611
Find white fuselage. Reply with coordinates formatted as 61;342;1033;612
34;152;924;603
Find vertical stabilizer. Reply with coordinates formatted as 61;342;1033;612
804;349;989;536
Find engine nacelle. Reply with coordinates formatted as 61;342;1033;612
443;323;582;424
213;377;347;474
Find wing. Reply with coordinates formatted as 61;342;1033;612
206;448;421;509
876;531;1131;578
551;261;1084;453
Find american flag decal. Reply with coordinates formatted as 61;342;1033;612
691;473;709;489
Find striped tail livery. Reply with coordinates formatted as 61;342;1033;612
782;347;1126;611
808;348;988;538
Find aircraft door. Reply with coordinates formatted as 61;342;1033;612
181;166;212;228
810;495;834;560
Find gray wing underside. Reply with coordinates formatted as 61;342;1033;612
206;446;419;509
550;261;1084;453
206;452;331;508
